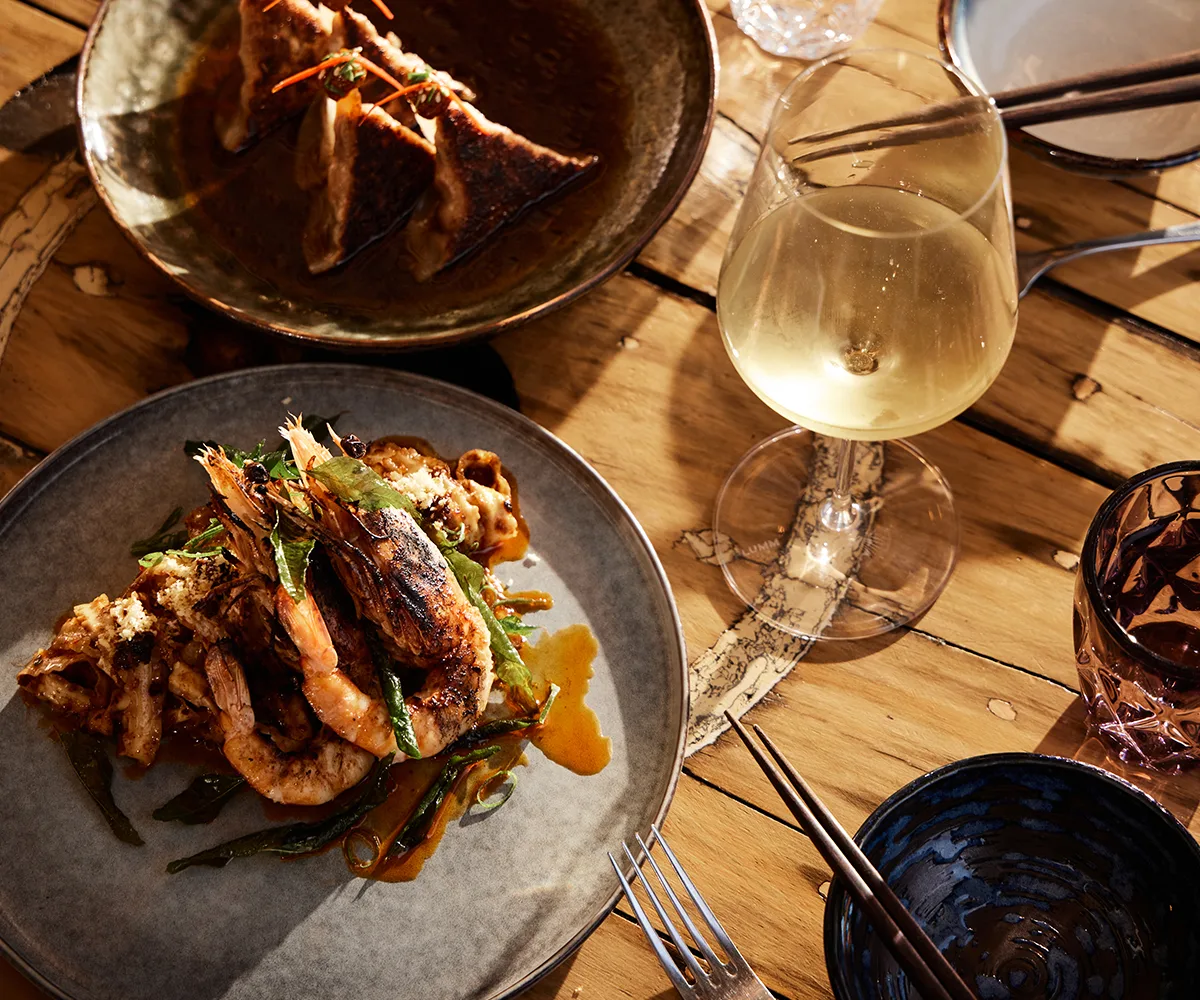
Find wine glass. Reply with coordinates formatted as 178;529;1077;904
715;49;1017;640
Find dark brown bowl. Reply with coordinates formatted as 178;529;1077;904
77;0;716;349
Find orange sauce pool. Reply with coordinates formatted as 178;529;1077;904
527;625;612;776
340;624;608;880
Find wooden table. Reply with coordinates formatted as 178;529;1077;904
5;0;1200;996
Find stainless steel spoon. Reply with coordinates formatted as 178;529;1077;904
1017;220;1200;298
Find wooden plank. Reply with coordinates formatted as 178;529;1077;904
0;205;193;452
687;621;1200;846
493;274;1099;690
25;0;95;28
0;0;82;100
0;432;39;497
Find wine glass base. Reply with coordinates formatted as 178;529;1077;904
713;427;958;641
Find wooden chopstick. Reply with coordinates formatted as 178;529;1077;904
790;48;1200;148
785;48;1200;166
724;712;978;1000
994;48;1200;110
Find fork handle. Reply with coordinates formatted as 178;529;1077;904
1019;220;1200;296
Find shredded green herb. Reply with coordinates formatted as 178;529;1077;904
137;519;226;569
60;731;143;846
472;770;517;813
153;773;246;825
166;755;393;874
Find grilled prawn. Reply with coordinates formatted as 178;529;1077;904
279;420;495;758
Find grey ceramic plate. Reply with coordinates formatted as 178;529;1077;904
76;0;716;349
0;365;687;1000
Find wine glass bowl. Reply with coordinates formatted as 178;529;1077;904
715;49;1017;640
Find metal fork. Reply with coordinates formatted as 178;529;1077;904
608;825;772;1000
1016;219;1200;298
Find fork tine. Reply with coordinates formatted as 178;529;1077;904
649;825;748;968
609;851;694;997
634;832;728;975
621;840;711;986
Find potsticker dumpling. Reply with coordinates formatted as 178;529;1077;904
218;0;337;153
332;7;475;129
300;90;436;274
405;101;597;280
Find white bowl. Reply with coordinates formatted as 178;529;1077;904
940;0;1200;174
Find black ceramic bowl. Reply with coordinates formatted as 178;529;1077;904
824;754;1200;1000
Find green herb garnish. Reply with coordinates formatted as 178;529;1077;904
387;746;500;859
130;507;188;559
472;770;516;813
406;66;431;84
153;773;246;825
308;455;420;518
366;632;422;759
442;549;534;701
269;516;316;604
60;731;143;846
166;755;393;874
137;519;226;569
498;615;538;637
461;684;558;743
184;413;341;483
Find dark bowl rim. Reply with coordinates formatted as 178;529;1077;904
0;362;690;1000
74;0;718;353
822;750;1200;1000
937;0;1200;177
1079;458;1200;683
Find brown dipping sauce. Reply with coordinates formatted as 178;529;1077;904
175;0;632;318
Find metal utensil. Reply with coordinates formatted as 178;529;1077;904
610;825;772;1000
1017;220;1200;297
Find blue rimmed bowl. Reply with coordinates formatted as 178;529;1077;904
825;753;1200;1000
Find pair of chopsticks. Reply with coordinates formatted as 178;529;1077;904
724;712;977;1000
789;48;1200;165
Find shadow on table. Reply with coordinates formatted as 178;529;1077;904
1033;697;1200;828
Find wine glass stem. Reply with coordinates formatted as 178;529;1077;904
819;437;862;532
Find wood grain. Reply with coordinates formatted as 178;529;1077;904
1;0;1200;998
0;0;82;100
24;0;95;28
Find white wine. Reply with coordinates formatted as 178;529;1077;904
717;185;1017;440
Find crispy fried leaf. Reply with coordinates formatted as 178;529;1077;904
269;516;315;603
60;731;143;846
308;456;419;517
166;755;393;874
130;507;187;559
387;746;500;859
153;773;246;825
442;550;534;700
